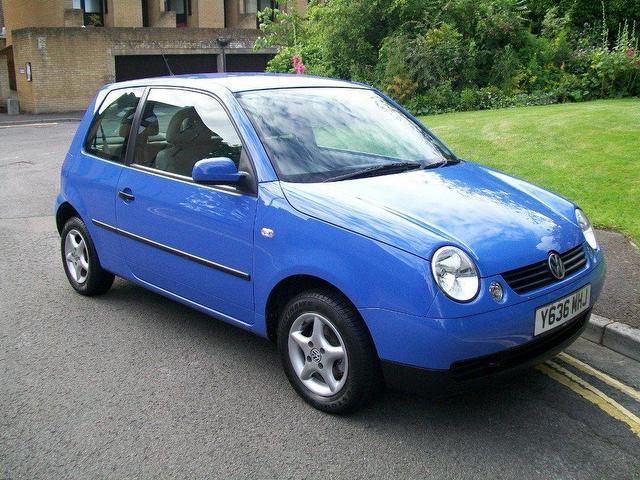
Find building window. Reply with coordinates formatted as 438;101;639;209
255;1;276;28
245;0;276;15
244;0;257;14
73;0;105;27
142;0;150;27
166;0;188;27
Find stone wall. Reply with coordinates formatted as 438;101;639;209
63;9;83;27
2;0;309;43
0;52;11;106
2;0;72;45
11;26;271;113
192;0;225;29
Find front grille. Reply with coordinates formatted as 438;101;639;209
450;310;590;380
501;244;587;294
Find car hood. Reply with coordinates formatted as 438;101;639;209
279;162;583;277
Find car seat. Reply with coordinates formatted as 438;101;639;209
155;106;216;177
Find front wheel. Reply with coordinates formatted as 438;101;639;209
277;289;380;413
61;217;114;296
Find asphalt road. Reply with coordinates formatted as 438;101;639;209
1;122;639;479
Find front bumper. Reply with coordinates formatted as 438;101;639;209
381;309;590;395
361;246;605;375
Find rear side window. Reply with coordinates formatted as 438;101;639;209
84;88;143;163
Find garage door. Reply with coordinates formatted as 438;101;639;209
226;54;274;72
115;54;218;82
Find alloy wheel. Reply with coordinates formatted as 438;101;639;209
288;312;349;397
64;229;89;284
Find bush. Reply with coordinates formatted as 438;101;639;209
587;21;640;97
383;76;419;104
265;44;331;76
378;23;475;93
407;87;560;115
408;82;460;115
256;0;640;114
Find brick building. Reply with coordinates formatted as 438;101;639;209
0;1;5;56
0;1;306;113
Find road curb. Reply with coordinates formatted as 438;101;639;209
0;117;82;126
584;313;640;362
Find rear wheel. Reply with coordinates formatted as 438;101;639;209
277;289;380;413
61;217;114;296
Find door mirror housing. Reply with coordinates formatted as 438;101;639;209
192;157;245;185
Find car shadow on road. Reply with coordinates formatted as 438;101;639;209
78;278;640;470
102;277;556;420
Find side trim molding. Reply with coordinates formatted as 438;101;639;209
91;219;251;281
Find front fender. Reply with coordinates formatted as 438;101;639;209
253;182;437;335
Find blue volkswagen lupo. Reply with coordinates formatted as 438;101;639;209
56;74;605;412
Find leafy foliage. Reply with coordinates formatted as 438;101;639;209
256;0;640;112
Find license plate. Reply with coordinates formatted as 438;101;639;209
534;284;591;336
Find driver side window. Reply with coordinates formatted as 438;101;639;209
133;89;243;178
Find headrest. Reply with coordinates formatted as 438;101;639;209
166;106;213;145
118;107;136;137
139;113;159;137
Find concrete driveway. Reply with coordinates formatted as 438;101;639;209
1;122;639;479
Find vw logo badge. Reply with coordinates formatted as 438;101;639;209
548;252;565;280
310;348;322;363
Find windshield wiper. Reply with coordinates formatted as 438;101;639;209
322;161;422;183
422;157;460;169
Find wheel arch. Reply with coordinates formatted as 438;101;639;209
264;274;370;345
56;201;81;234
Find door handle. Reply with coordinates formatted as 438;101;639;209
118;190;135;202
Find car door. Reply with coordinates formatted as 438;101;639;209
114;87;258;325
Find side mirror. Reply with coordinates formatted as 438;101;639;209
192;157;245;185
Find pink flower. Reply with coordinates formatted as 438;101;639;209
627;48;635;57
292;55;305;75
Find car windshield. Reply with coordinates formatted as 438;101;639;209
236;87;456;183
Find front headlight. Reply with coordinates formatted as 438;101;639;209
431;246;479;302
575;208;598;249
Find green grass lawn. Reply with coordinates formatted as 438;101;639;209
420;99;640;245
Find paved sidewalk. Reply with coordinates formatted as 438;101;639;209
585;229;640;361
593;229;640;329
0;111;83;126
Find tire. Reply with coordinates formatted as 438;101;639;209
277;289;380;413
61;216;114;296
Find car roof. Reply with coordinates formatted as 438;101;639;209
106;73;368;94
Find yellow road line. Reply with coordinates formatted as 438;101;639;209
537;361;640;438
558;352;640;403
